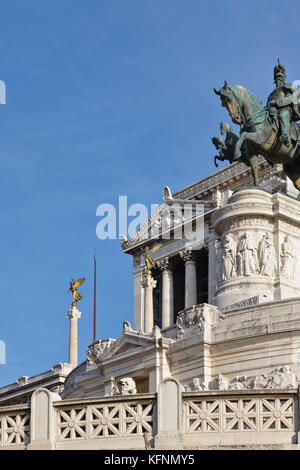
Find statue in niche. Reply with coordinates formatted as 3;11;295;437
280;235;296;279
220;234;236;281
237;232;258;276
258;232;277;277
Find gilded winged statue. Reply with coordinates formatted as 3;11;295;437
68;277;86;306
144;243;162;276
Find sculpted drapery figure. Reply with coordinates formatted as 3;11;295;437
258;232;277;277
280;235;296;279
220;234;236;281
237;233;258;276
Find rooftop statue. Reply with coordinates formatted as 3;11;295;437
213;60;300;198
68;277;86;307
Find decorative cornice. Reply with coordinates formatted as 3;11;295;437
172;158;277;200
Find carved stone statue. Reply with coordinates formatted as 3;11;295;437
280;235;295;279
228;376;248;390
237;233;258;276
119;377;137;395
258;232;277;277
184;377;208;391
216;366;298;391
215;373;228;390
220;234;236;281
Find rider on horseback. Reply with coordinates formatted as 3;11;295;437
267;59;300;147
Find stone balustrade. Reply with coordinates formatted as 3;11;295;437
0;386;299;449
0;403;30;449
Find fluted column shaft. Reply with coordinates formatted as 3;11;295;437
180;249;197;308
142;274;157;333
158;257;174;329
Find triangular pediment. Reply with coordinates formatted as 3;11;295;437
100;331;156;362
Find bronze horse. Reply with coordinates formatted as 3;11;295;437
214;82;300;197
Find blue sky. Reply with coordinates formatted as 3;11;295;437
0;0;300;386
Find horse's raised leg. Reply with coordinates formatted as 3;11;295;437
233;127;271;162
248;154;259;187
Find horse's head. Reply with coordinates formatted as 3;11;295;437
214;82;242;125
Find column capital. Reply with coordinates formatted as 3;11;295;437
141;272;157;289
157;256;175;272
67;306;82;320
179;248;196;263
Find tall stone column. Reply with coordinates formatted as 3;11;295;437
208;229;218;304
157;257;174;329
66;305;81;368
142;273;157;333
180;249;197;308
133;254;144;331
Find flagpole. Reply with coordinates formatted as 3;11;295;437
93;248;97;343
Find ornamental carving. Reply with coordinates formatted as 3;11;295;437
184;377;208;392
156;257;170;271
217;231;281;283
216;215;272;236
220;234;236;281
151;325;162;339
118;377;137;395
86;338;116;365
176;304;217;338
280;235;296;280
215;366;297;391
108;376;137;396
236;232;259;276
258;232;277;277
141;273;157;289
179;249;195;263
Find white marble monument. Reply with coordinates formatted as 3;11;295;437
2;159;300;449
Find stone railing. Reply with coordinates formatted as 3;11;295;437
54;394;156;449
0;382;299;449
0;403;30;449
182;389;298;448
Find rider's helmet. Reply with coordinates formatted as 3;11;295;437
273;58;286;82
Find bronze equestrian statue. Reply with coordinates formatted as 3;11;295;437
213;60;300;198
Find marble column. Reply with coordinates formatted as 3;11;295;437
180;249;197;308
208;229;218;304
142;273;157;333
132;254;144;331
157;257;174;329
66;306;81;368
